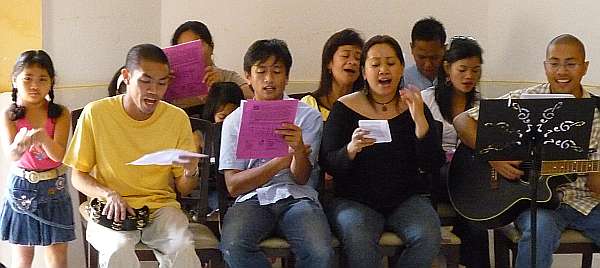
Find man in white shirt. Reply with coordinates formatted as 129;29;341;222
218;39;333;268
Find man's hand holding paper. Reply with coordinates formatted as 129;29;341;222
275;123;309;157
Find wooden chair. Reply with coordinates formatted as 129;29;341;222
71;109;222;268
493;225;599;268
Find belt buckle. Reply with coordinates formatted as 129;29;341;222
27;171;40;183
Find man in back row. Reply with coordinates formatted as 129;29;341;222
454;34;600;268
403;17;446;90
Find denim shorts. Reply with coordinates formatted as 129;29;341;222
0;172;76;246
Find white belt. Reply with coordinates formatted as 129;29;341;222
11;165;68;183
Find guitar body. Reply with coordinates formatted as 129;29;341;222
448;144;574;228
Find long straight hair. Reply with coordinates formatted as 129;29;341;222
434;38;482;123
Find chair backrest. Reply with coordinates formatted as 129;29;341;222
289;92;311;100
71;108;84;134
70;108;87;206
212;122;233;219
181;117;215;224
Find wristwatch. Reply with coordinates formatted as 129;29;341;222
185;167;199;178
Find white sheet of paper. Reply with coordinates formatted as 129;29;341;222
358;120;392;143
127;149;207;165
520;93;575;99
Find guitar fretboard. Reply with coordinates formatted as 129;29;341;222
541;160;600;175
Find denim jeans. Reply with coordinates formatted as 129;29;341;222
1;173;75;245
325;195;441;268
219;197;334;268
515;204;600;268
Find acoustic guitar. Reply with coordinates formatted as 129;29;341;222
448;144;597;228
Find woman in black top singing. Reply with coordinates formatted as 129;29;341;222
320;35;444;268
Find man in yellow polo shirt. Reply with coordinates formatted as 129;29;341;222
64;44;202;267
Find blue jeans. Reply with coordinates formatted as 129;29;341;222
325;195;441;268
219;197;334;268
515;204;600;268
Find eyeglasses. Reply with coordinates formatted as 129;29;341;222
449;35;477;47
543;61;584;71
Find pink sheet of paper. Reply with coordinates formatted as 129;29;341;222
162;40;208;102
236;99;299;159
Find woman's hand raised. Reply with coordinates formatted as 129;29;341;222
400;85;429;138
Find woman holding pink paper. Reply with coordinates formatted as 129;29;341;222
320;35;445;268
170;21;253;112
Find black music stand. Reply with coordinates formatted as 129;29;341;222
475;97;594;268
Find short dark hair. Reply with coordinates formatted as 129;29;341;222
313;28;364;98
171;20;214;47
547;34;586;59
243;39;292;77
434;37;483;123
125;44;169;71
411;17;446;45
9;50;62;120
202;82;244;122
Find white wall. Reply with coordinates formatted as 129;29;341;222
484;0;600;85
3;1;600;267
160;0;489;86
43;0;162;86
160;0;600;87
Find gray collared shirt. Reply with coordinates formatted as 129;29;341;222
403;64;437;91
219;96;323;205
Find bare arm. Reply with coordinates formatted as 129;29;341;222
173;156;201;196
71;169;113;198
453;111;478;149
224;156;291;197
276;123;313;184
587;172;600;194
0;111;30;161
288;147;312;185
35;108;71;161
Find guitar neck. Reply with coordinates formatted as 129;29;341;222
541;160;600;175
